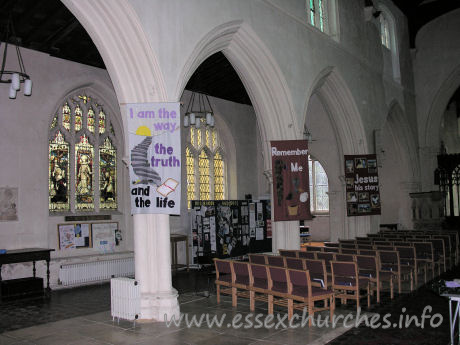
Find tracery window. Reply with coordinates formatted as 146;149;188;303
308;156;329;213
186;118;226;208
380;13;390;49
49;93;118;213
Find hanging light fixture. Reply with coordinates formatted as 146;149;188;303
1;14;33;99
183;91;215;128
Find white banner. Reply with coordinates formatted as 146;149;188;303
127;102;181;215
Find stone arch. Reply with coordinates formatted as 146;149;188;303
424;65;460;150
175;20;299;172
304;67;371;240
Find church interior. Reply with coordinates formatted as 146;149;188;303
1;0;460;344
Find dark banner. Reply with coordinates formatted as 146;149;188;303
344;154;381;216
271;140;312;221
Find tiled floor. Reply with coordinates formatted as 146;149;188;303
0;267;455;345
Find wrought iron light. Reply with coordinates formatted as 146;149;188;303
1;15;32;99
183;92;215;128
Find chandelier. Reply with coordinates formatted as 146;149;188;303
183;91;215;128
1;14;32;99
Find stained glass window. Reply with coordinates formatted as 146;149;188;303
87;108;95;133
186;111;226;208
186;147;195;209
199;150;210;200
99;110;106;134
307;0;327;33
75;135;94;211
62;103;71;131
308;156;329;213
380;14;390;49
49;131;70;212
214;152;224;200
99;137;117;209
74;105;82;132
49;93;118;213
50;115;57;129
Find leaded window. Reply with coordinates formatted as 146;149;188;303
380;13;390;49
308;156;329;213
49;93;118;213
307;0;327;33
186;119;226;208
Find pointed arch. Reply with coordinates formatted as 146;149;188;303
176;21;298;172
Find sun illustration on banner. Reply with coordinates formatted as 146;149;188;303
130;126;161;186
135;126;152;136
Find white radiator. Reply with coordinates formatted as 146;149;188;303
59;257;134;286
111;277;140;321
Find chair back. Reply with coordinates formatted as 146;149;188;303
214;259;233;283
232;261;250;285
287;269;312;297
359;249;376;256
341;248;358;254
268;266;289;293
267;255;286;267
249;254;267;265
305;259;327;287
298;251;316;259
249;263;269;289
279;249;298;258
378;250;400;272
331;261;358;287
285;257;305;270
335;253;354;262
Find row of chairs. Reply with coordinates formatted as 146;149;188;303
249;253;385;303
213;258;335;325
304;240;446;279
282;246;425;290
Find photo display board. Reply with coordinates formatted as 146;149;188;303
344;154;381;216
191;200;271;264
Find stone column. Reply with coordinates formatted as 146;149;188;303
264;169;300;252
134;213;180;321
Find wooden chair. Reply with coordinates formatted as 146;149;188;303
330;260;370;311
305;258;329;287
378;250;413;293
231;261;251;307
395;245;424;287
286;268;335;326
323;247;340;253
214;258;233;304
413;242;438;279
248;263;270;311
341;248;359;255
267;266;290;314
356;254;380;303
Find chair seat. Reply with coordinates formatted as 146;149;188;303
291;285;333;298
335;277;368;288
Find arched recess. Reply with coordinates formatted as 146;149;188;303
422;64;460;190
379;101;420;228
304;67;371;240
175;20;299;170
62;0;168;157
175;21;300;251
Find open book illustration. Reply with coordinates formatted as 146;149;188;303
157;178;179;197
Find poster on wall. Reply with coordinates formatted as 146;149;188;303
270;140;312;221
92;222;117;253
127;102;181;215
0;187;18;221
344;154;381;216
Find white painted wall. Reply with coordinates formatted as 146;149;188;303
414;9;460;190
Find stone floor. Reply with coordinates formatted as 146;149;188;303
0;267;455;345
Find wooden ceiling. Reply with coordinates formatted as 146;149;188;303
1;0;458;106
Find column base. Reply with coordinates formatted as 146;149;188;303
139;288;180;322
